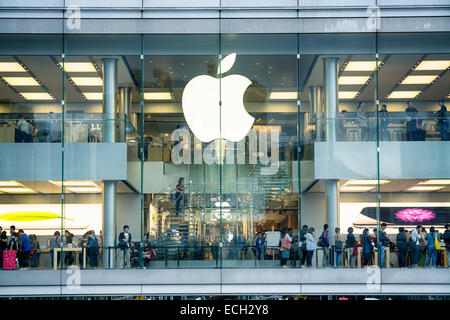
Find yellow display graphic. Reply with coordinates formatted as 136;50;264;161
0;211;73;222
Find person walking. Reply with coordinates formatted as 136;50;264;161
442;224;450;268
346;227;357;268
334;227;344;268
175;177;185;214
424;227;440;268
319;224;330;267
362;228;372;267
396;227;407;268
305;227;317;268
118;225;132;268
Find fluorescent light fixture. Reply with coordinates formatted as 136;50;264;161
344;61;380;72
66;187;102;193
21;92;54;100
49;180;98;187
387;91;420;99
3;77;39;86
0;187;36;194
418;180;450;185
415;60;450;71
144;92;172;100
58;62;96;72
83;92;103;100
346;179;390;185
71;77;102;86
0;181;25;187
269;91;297;100
0;62;26;72
338;91;358;99
340;186;375;192
407;186;445;192
338;76;370;85
401;75;438;85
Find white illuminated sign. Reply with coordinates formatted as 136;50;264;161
210;201;232;221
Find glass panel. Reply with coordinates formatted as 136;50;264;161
0;35;63;270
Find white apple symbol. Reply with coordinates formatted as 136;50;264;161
182;53;254;143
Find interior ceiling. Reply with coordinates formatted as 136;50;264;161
308;179;450;193
0;181;134;194
1;53;448;105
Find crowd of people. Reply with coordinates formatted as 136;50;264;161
10;112;61;143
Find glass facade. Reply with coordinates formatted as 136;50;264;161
0;33;449;270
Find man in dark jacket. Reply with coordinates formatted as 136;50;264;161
299;225;308;266
378;223;388;268
118;225;132;268
396;227;407;268
442;224;450;268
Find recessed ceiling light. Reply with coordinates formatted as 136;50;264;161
49;180;98;187
401;75;438;85
387;91;420;99
0;181;25;187
418;180;450;185
338;76;370;85
346;179;390;185
340;186;375;192
58;62;96;72
338;91;358;99
0;187;36;194
415;60;450;71
83;92;103;100
0;62;26;72
71;77;103;86
21;92;54;100
3;77;39;86
344;61;381;72
407;186;445;192
144;92;172;100
66;187;102;193
268;92;297;100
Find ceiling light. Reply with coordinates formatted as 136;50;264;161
49;180;98;187
414;60;450;71
340;186;375;192
83;92;103;100
344;61;380;72
144;92;172;100
66;187;102;193
21;92;54;100
0;62;26;72
0;187;36;194
268;92;297;100
387;91;420;99
401;75;438;85
407;186;445;192
346;179;390;185
338;91;358;99
71;77;103;86
0;181;25;187
58;62;96;72
2;77;39;86
338;76;370;85
418;180;450;185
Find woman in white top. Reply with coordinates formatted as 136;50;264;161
305;227;317;268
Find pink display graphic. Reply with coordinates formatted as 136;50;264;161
395;208;436;223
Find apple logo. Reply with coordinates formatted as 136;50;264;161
182;53;254;143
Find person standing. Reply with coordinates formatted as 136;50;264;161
86;231;99;268
299;225;308;267
405;101;418;141
362;228;372;267
425;227;440;268
319;224;330;268
379;104;391;141
0;229;8;269
255;232;265;261
442;224;450;268
396;227;407;268
64;231;75;266
357;101;368;141
175;177;185;214
29;234;40;268
410;225;422;267
305;227;317;268
118;225;132;268
50;231;61;268
346;227;357;268
378;223;388;268
17;229;31;269
280;228;292;268
334;227;344;268
436;100;448;141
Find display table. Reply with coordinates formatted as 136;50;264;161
0;126;15;142
52;247;86;270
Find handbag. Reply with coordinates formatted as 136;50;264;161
281;238;291;250
434;234;442;250
353;243;358;256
